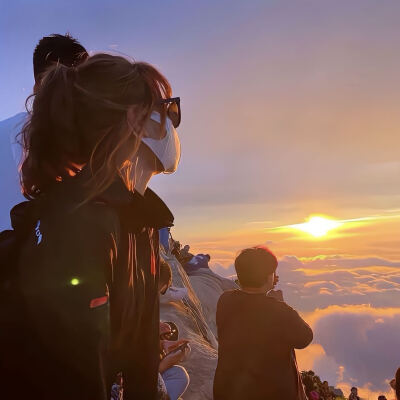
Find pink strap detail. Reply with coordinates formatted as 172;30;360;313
90;296;108;308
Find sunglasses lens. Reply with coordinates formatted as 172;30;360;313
167;102;180;128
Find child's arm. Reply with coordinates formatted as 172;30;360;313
280;303;313;349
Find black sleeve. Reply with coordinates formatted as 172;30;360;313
279;302;313;349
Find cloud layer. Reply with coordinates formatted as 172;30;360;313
276;255;400;311
211;255;400;394
299;305;400;394
211;255;400;312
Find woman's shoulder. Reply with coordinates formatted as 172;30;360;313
37;189;121;241
80;199;121;229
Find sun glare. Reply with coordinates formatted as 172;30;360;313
289;216;343;238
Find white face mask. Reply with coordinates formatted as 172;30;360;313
141;111;181;173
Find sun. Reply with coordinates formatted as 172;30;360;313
289;216;343;237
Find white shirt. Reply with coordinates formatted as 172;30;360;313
0;112;27;230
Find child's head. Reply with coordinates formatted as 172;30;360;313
234;246;278;290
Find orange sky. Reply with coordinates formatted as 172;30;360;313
176;209;400;267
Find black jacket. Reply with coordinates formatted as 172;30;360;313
214;290;313;400
4;172;173;399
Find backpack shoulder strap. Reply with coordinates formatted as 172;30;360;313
0;200;39;291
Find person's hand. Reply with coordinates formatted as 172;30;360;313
267;289;284;301
164;348;185;364
159;342;189;373
162;339;187;354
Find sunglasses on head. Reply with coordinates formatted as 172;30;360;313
157;97;181;128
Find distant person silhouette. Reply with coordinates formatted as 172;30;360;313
4;53;181;399
349;387;360;400
213;246;313;400
0;34;88;230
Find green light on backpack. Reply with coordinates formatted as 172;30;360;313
70;278;80;286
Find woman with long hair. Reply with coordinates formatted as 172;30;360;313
9;53;181;399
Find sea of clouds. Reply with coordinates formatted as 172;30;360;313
211;255;400;395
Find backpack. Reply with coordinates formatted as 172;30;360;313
0;201;37;299
0;201;38;388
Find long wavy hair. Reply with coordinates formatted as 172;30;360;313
20;53;172;201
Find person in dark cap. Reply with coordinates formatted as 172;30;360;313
0;33;88;231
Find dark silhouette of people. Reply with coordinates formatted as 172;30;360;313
349;387;360;400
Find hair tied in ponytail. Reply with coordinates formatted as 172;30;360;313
67;66;76;80
65;66;78;92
